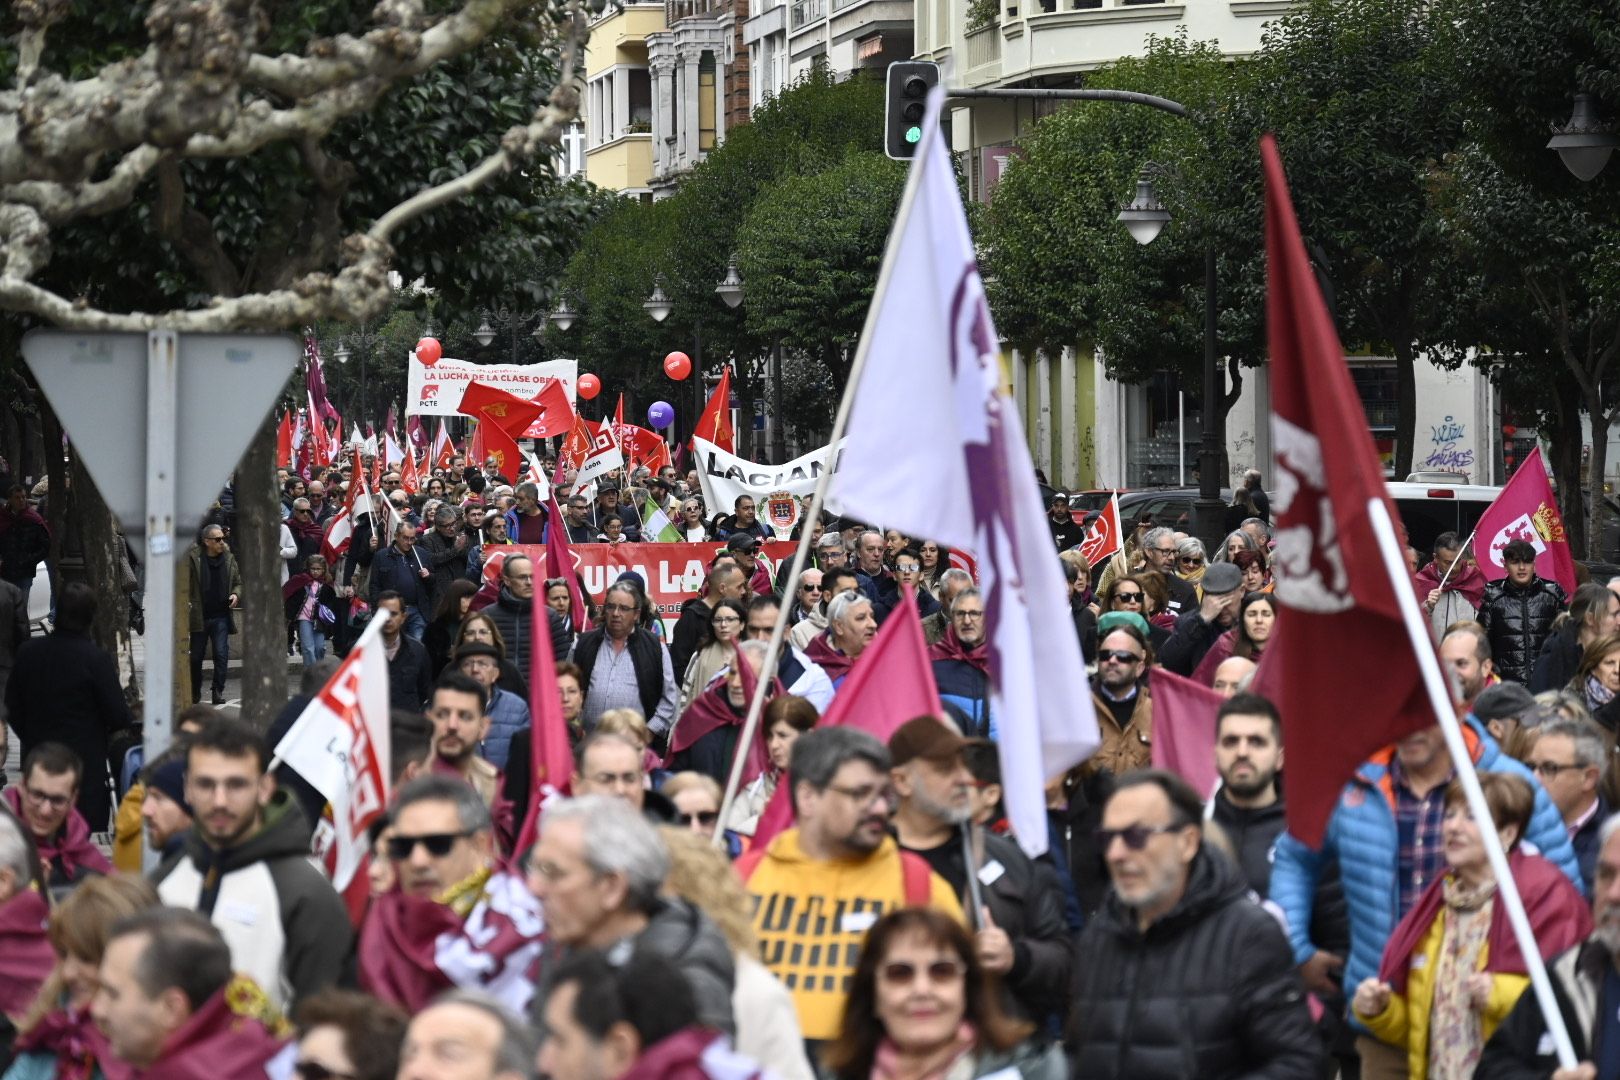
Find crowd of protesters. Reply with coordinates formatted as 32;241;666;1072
4;454;1620;1080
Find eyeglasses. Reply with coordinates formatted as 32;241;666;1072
386;829;476;860
1529;761;1584;778
1095;822;1189;851
1098;649;1144;665
295;1062;358;1080
1152;546;1176;555
712;615;741;627
826;782;896;807
879;959;967;987
1179;556;1204;567
203;535;226;543
1112;591;1143;604
953;610;985;621
23;788;71;810
602;602;637;614
676;810;720;828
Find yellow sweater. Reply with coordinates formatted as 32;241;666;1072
1358;905;1528;1080
112;781;146;872
742;829;963;1040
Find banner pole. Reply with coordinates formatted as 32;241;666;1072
713;116;936;846
1367;497;1578;1070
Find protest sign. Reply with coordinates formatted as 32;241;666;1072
406;357;576;417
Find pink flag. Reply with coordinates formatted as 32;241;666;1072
514;562;573;852
1149;668;1224;798
273;613;391;891
1473;446;1576;596
752;588;942;848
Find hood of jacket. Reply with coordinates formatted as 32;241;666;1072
635;897;733;975
182;789;314;875
1092;842;1247;942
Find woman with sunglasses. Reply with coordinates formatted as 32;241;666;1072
679;499;712;542
1102;575;1169;652
825;908;1063;1080
661;771;749;859
1192;592;1279;687
677;598;748;716
289;989;407;1080
1175;537;1208;594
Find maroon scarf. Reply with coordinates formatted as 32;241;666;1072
2;787;112;883
134;983;289;1080
1413;560;1488;609
0;888;54;1018
804;632;855;682
928;626;988;675
665;644;781;786
15;1006;132;1080
1378;849;1592;992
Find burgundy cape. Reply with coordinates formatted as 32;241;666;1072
619;1028;764;1080
15;1006;133;1080
927;626;989;674
1378;849;1592;993
804;632;855;683
1413;560;1488;609
0;888;55;1017
2;787;113;883
665;647;780;786
135;984;290;1080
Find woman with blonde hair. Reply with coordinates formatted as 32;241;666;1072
9;874;161;1080
660;828;813;1080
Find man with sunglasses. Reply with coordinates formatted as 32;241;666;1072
154;718;351;1012
358;774;544;1014
1138;525;1198;618
1086;624;1155;780
739;727;961;1046
1067;769;1321;1078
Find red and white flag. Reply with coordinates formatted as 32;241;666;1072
752;588;942;848
1473;446;1576;595
273;612;391;891
433;420;456;472
826;89;1097;857
560;416;624;495
1261;133;1437;846
1079;492;1124;567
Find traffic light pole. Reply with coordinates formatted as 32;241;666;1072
945;86;1187;118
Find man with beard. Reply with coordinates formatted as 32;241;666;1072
888;717;1069;1024
738;727;961;1046
153;718;350;1011
427;671;515;852
1477;815;1620;1079
1207;694;1287;898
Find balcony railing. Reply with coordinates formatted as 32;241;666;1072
964;23;1001;69
790;0;824;26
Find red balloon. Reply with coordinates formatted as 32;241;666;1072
415;337;443;366
663;351;693;381
578;373;601;400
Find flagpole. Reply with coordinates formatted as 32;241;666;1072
713;97;942;847
1433;526;1478;595
1367;496;1578;1071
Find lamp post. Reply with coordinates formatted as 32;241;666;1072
1549;93;1617;182
331;323;387;429
1118;167;1226;556
474;307;546;364
711;256;786;463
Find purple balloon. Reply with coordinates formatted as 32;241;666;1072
648;400;675;429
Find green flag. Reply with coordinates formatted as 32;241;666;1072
642;495;682;543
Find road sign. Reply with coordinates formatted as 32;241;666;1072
22;330;299;543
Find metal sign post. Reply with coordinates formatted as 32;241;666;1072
144;330;180;761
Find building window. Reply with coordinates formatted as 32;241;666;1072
629;68;653;129
1125;372;1199;489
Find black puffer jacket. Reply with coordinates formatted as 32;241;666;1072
1478;576;1567;684
1529;620;1583;694
485;586;570;682
1065;846;1321;1080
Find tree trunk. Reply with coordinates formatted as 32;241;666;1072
1394;343;1417;480
236;414;286;729
66;450;138;708
1547;378;1587;560
39;398;67;604
1588;399;1612;564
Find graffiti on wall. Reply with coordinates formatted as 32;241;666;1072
1420;415;1475;473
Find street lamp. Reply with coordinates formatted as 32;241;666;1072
330;329;382;427
475;308;547;363
1549;93;1617;182
715;258;745;309
1118;167;1225;556
550;298;577;333
643;280;673;323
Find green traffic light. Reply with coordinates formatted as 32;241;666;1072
906;126;922;144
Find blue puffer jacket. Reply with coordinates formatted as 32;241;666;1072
479;685;531;770
1270;716;1580;1030
933;658;994;740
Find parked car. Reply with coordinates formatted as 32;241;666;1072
1385;481;1501;557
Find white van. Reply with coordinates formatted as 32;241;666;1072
1385;481;1501;555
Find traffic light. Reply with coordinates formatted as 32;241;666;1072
885;61;941;160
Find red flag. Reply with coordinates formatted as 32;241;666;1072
613;393;628;456
543;491;591;633
1262;133;1435;847
1078;492;1123;566
469;421;488;472
400;449;420;496
406;414;428;451
521;378;577;438
623;425;673;473
514;565;573;852
751;588;942;847
276;412;294;467
433;420;456;472
459;382;543;482
1149;668;1224;798
1472;447;1576;595
693;367;734;453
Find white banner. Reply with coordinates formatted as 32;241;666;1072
406;357;578;417
693;436;845;515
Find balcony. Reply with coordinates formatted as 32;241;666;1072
964;23;1001;78
666;0;726;21
790;0;825;28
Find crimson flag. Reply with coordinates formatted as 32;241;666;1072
623;424;673;473
276;412;293;468
459;382;543;481
693;367;734;453
543;490;590;633
1079;492;1123;566
514;564;573;852
751;587;942;847
1473;446;1576;595
1262;134;1435;846
520;377;576;438
1148;668;1224;798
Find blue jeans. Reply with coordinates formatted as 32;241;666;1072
296;619;327;668
190;615;230;698
402;605;427;642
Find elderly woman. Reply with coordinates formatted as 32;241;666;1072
825;908;1063;1080
1175;537;1208;593
1566;631;1620;732
1352;773;1589;1080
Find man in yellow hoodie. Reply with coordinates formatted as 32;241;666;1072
739;726;962;1046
